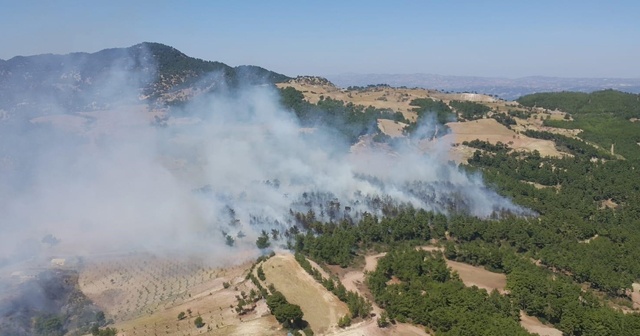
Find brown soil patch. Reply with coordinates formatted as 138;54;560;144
417;246;444;253
331;320;429;336
521;180;559;190
261;253;349;334
579;234;599;244
447;144;480;164
600;199;618;209
632;283;640;309
519;311;562;336
364;253;387;273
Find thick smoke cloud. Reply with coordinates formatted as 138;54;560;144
0;52;530;267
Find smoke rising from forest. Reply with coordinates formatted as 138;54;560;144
0;51;532;267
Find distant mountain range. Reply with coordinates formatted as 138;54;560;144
0;42;289;117
326;73;640;100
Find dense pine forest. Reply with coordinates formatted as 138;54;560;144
275;88;640;335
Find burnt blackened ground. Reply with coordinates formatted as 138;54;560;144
0;269;108;336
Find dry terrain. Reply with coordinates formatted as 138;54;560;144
332;251;430;336
632;283;640;310
445;260;507;294
277;78;431;121
75;246;563;335
377;119;408;137
61;80;587;335
79;253;281;336
444;118;564;158
328;247;560;336
260;253;349;335
279;77;582;163
324;246;512;335
329;246;511;336
519;311;563;336
331;321;429;336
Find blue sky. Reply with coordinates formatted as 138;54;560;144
0;1;638;78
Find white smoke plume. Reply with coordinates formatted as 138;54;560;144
0;51;530;267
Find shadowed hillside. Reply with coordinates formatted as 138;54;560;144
0;42;290;115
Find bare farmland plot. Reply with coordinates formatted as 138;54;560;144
98;256;281;336
79;253;222;322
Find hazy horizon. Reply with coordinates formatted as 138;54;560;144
1;1;638;79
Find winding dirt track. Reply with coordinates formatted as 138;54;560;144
332;252;429;336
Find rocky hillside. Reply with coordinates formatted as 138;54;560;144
0;42;290;116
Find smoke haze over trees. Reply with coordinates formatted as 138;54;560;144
0;43;529;268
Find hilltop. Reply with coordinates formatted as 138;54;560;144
0;42;290;115
277;76;577;162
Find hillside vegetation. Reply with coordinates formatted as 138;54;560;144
518;90;640;161
279;89;640;335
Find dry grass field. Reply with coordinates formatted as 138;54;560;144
445;260;507;294
260;253;349;335
279;78;583;163
377;119;408;137
277;79;430;121
445;118;564;158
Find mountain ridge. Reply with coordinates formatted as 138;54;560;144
0;42;290;115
